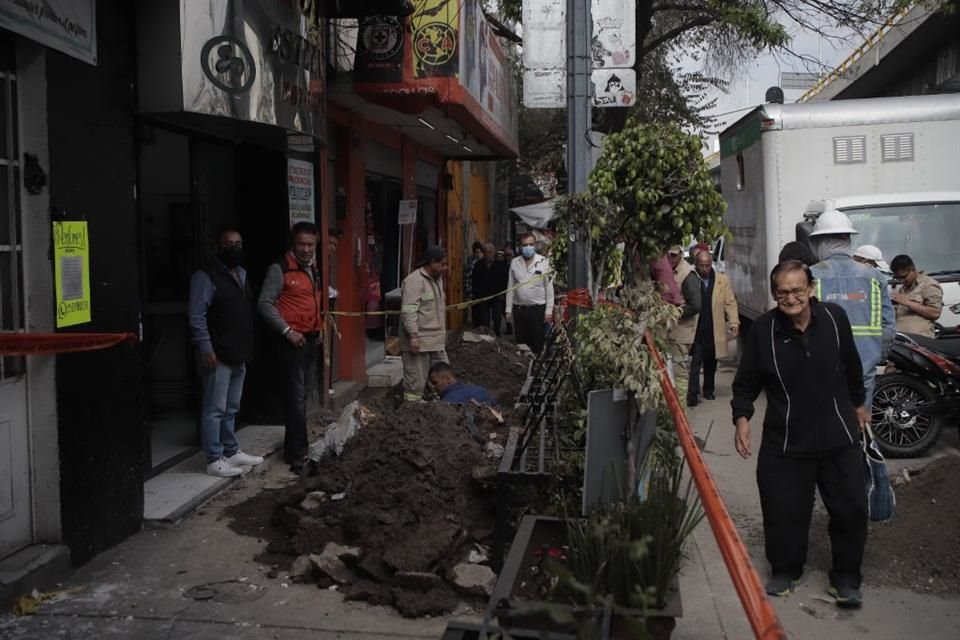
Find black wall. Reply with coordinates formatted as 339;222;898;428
49;0;145;564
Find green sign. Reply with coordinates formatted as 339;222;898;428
720;116;762;159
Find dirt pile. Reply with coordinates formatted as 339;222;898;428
228;400;508;617
447;333;532;406
865;455;960;595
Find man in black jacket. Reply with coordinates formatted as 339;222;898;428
188;229;264;478
731;260;869;608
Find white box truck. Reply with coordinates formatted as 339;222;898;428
718;93;960;328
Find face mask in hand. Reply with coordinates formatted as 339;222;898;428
521;246;536;259
219;247;244;268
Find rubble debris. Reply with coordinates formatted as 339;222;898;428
450;563;497;598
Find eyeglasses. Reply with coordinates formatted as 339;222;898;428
774;287;810;301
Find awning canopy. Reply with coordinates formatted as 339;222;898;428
510;200;556;229
330;0;519;159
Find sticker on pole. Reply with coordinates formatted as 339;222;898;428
398;199;417;225
591;69;636;108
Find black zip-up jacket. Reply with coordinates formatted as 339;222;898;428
731;299;865;456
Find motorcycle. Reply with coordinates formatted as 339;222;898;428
871;320;960;457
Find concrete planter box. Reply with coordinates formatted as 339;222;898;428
491;516;683;640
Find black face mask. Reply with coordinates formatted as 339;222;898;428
219;246;244;268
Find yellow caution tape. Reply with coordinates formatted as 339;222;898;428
328;271;551;318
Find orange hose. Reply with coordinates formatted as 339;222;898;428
645;330;787;640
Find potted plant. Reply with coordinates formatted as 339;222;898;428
492;452;703;640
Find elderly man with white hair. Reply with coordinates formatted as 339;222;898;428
810;212;895;411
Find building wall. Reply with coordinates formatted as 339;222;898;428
18;39;61;545
48;0;145;564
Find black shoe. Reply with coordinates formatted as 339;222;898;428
703;391;716;400
686;395;699;408
828;584;863;608
765;574;800;597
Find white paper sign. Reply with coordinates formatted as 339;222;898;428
591;0;636;69
592;69;636;108
522;0;566;70
287;159;315;225
523;69;566;109
398;199;417;225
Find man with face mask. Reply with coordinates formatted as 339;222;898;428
259;222;325;472
505;233;554;354
188;228;263;477
809;210;895;411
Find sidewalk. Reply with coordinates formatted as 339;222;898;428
673;365;960;639
3;369;959;639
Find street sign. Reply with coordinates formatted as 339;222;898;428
398;199;417;225
523;68;566;108
522;0;566;70
592;69;636;108
781;71;821;90
522;0;566;108
591;0;635;69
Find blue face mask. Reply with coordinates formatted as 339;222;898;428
521;246;536;259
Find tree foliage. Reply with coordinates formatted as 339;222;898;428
588;121;726;262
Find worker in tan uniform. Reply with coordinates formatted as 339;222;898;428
400;246;450;402
890;254;943;338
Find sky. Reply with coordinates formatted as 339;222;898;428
687;20;861;151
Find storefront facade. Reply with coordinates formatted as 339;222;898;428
327;0;518;375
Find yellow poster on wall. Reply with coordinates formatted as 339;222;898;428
53;221;91;328
410;0;460;79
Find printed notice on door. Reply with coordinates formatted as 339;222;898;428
53;221;91;328
287;158;315;225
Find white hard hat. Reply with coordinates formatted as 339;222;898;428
809;209;859;237
854;244;882;263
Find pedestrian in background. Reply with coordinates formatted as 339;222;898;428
809;210;894;410
471;243;498;332
466;240;483;324
890;254;943;337
732;260;868;608
188;228;264;477
491;249;509;336
400;246;449;402
502;243;516;335
687;250;739;407
505;233;554;354
258;222;324;472
778;241;818;267
852;245;883;271
667;245;702;375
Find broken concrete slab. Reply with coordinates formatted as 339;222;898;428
309;544;355;584
450;563;496;598
289;554;313;579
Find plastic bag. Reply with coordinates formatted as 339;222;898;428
863;424;895;522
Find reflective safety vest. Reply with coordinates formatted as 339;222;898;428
812;254;895;372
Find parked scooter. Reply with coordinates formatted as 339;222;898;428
871;319;960;457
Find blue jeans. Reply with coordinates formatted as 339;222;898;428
201;362;245;463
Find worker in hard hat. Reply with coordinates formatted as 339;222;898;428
809;211;895;413
852;245;883;270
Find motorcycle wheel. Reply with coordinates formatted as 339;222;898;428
871;374;943;458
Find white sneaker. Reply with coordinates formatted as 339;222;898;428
207;458;243;478
225;450;264;467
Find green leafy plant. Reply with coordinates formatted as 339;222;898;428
572;282;679;412
588;122;726;264
549;451;705;611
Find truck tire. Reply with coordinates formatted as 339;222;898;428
870;374;943;458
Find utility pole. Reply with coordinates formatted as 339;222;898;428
566;0;591;311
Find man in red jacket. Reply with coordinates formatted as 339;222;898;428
258;222;324;471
